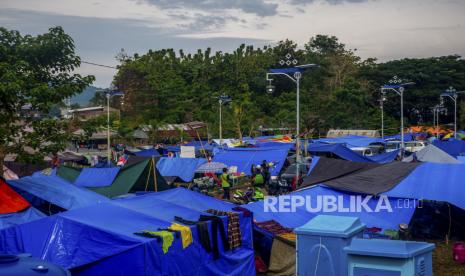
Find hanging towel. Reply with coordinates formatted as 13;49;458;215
142;230;174;254
206;209;242;250
169;223;193;249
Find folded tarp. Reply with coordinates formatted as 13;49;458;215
243;185;416;230
213;147;289;176
74;167;120;187
7;172;109;210
133;148;161;157
0;206;45;230
433;140;465;158
402;144;461;164
384;162;465;210
0;178;30;214
156;157;207;182
314;135;385;147
0;188;255;275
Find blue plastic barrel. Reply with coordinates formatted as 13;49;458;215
0;254;70;276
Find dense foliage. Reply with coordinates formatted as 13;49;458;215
0;27;94;170
114;35;465;139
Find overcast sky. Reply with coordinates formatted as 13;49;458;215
1;0;464;87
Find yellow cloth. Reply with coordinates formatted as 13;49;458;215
278;232;296;242
169;223;193;249
143;230;174;254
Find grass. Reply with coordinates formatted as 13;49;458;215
432;240;465;275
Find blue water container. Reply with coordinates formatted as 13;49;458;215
295;215;366;276
344;238;435;276
0;254;70;276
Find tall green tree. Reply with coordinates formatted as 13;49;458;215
0;27;94;174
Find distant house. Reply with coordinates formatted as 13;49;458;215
326;129;380;138
157;121;207;140
69;106;120;121
72;128;118;150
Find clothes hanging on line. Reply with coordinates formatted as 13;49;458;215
206;209;242;250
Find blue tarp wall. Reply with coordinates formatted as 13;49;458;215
7;172;109;210
0;188;255;276
433;140;465;158
213;147;289;176
384;162;465;210
156;157;207;182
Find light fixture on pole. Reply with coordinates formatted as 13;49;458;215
440;87;465;139
266;54;318;183
218;94;232;147
379;91;387;139
381;76;415;155
98;89;124;166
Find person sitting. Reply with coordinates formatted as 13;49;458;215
252;171;265;187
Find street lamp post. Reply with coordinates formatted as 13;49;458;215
379;91;387;139
381;76;414;154
440;87;465;139
100;90;124;166
218;95;232;147
266;54;318;183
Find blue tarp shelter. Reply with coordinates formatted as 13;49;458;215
244;185;416;230
314;135;385;147
0;188;255;275
213;147;289;176
7;172;109;210
74;167;120;187
156;157;207;182
255;142;295;150
184;141;215;151
384;162;465;210
133;148;161;157
305;143;398;164
433;140;465;158
0;207;45;230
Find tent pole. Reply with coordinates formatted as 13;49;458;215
152;157;158;192
145;159;152;191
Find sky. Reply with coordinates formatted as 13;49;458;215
1;0;464;88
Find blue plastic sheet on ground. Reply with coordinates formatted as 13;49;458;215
314;135;385;147
213;147;289;176
0;188;255;276
0;207;45;230
383;162;465;210
74;168;120;187
433;140;465;158
133;148;161;157
156;157;207;182
243;185;416;231
7;173;109;210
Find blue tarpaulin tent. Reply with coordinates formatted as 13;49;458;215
213;147;289;176
433;140;465;158
243;185;416;230
156;157;207;182
0;188;255;275
305;143;398;164
314;135;385;147
255;142;295;150
74;167;120;187
384;162;465;210
184;141;215;151
7;172;109;210
0;207;45;230
367;150;400;164
133;148;161;157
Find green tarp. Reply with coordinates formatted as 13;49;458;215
57;157;169;198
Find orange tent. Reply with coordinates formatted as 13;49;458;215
0;178;30;214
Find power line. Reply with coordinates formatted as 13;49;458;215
81;60;117;69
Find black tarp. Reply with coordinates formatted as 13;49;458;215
301;157;419;195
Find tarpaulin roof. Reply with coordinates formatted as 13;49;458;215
255;142;295;150
7;172;109;210
184;141;214;151
402;144;461;164
243;185;416;230
314;135;385;147
302;157;418;195
433;140;465;158
384;133;414;141
0;188;255;275
156;157;207;182
213;147;289;176
368;150;400;164
74;167;120;187
0;206;45;230
0;178;30;214
133;148;161;157
384;162;465;210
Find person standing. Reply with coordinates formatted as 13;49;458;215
261;160;271;186
221;168;231;200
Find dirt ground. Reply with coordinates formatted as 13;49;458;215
432;240;465;275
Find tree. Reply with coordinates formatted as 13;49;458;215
0;27;94;175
